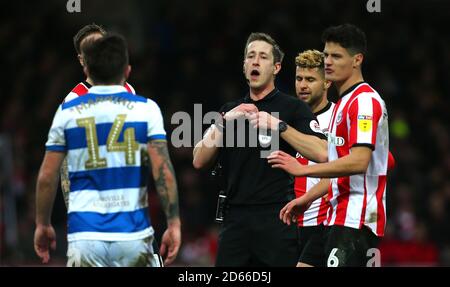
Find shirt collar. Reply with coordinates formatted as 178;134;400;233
339;81;366;99
244;88;279;103
314;101;332;116
88;85;128;94
82;81;92;89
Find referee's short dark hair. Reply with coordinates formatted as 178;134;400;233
244;32;285;64
83;34;129;85
73;23;107;54
322;24;367;56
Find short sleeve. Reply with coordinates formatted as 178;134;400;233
348;95;383;149
147;99;167;141
45;106;67;152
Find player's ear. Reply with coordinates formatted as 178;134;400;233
353;53;363;68
125;65;131;80
78;54;84;67
324;79;332;90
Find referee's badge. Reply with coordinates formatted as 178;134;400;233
258;133;272;146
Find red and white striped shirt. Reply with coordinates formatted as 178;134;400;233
295;102;334;227
64;81;136;102
326;82;389;237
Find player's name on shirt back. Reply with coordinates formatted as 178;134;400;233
63;93;141;114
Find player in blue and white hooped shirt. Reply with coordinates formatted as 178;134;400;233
60;24;164;266
34;34;181;267
61;24;136;208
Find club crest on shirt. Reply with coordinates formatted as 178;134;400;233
336;111;343;125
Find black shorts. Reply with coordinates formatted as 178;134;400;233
324;225;380;267
215;203;299;267
297;224;327;267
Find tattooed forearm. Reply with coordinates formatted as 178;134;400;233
148;140;179;220
60;157;70;208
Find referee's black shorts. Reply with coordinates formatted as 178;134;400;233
324;225;380;267
297;224;327;267
215;203;299;267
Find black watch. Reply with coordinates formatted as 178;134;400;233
278;121;288;133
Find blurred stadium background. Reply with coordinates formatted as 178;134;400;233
0;0;449;266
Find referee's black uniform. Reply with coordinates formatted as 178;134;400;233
215;88;326;267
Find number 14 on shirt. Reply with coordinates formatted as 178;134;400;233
76;114;139;169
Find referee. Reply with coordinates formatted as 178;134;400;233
193;33;327;266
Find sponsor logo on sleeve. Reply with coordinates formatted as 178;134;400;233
357;115;372;132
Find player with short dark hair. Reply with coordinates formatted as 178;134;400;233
82;34;129;84
65;24;135;105
34;34;181;267
61;25;136;209
73;23;107;56
272;24;390;267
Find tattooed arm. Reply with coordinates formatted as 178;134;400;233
60;157;70;208
147;139;181;265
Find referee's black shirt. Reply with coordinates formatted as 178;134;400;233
218;88;326;206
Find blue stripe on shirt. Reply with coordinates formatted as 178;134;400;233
68;208;150;234
148;134;166;141
65;122;148;150
46;145;66;152
69;166;147;192
62;92;147;110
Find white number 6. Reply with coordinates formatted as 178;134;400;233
327;248;340;267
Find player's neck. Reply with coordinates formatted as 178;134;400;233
249;82;276;101
335;72;364;97
311;95;329;114
86;78;125;87
86;77;94;86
